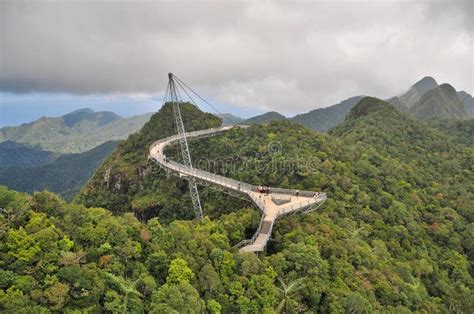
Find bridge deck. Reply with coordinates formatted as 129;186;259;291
149;126;326;252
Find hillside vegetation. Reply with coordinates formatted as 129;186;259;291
243;77;472;134
428;118;474;146
243;111;287;125
0;108;152;154
408;84;468;120
457;91;474;116
62;97;474;312
290;96;363;132
387;76;439;110
75;103;222;220
0;141;119;200
0;141;58;168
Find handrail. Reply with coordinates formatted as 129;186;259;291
148;124;327;252
150;127;319;198
235;214;267;249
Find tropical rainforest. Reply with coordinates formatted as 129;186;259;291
1;97;473;313
0;141;119;201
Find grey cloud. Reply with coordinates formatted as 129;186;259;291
0;0;472;114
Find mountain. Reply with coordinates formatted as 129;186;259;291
76;102;222;219
0;108;152;153
214;113;245;125
0;140;57;168
290;96;364;132
457;91;474;116
57;98;474;312
407;83;469;120
61;108;120;127
387;76;439;110
1;97;472;312
0;140;119;200
243;111;287;124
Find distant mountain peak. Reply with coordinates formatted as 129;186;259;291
0;108;152;154
457;90;474;117
61;107;121;128
289;96;364;132
67;108;95;114
412;76;438;91
439;83;456;93
346;97;397;121
388;76;439;110
408;84;468;120
213;113;244;125
243;111;286;125
457;90;470;97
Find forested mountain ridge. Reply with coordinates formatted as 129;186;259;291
407;84;469;120
387;77;473;120
0;108;152;154
290;96;364;132
75;103;222;219
457;90;474;116
0;96;472;312
387;76;439;110
0;140;58;168
221;77;471;133
0;141;119;201
428;118;474;146
67;97;474;312
214;113;245;125
243;111;287;125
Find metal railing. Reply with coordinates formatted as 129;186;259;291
149;125;328;252
235;214;267;249
150;126;326;201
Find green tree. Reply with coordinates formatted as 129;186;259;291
166;258;194;285
276;277;306;313
102;272;143;313
43;281;70;311
150;282;205;313
6;227;41;263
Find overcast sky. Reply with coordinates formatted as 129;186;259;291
0;0;473;126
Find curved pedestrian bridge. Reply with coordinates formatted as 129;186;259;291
149;125;327;252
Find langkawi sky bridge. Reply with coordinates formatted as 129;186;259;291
148;73;327;253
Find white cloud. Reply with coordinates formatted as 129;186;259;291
0;0;472;114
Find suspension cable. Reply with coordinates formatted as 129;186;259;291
172;74;241;125
168;73;249;177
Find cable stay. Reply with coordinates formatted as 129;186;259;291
163;73;246;220
155;72;327;251
165;73;203;220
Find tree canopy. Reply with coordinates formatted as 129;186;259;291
2;98;473;312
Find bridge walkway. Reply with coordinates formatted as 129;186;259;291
149;126;327;252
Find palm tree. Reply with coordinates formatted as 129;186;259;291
102;272;143;313
276;276;306;313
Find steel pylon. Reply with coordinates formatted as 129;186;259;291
167;73;204;220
